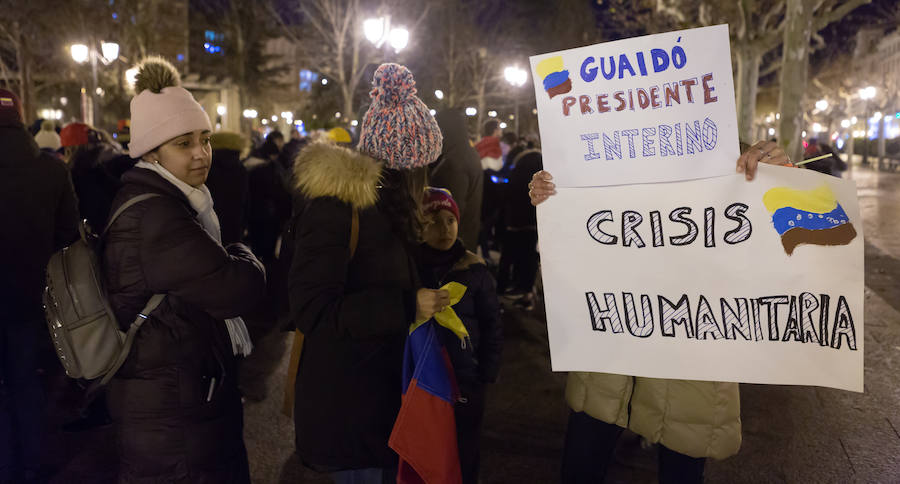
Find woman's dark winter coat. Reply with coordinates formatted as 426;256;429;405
208;148;249;245
431;109;483;249
505;150;543;229
102;167;266;484
288;142;417;471
69;144;135;231
0;126;79;322
417;241;502;387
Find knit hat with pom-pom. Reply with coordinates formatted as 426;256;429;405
128;56;211;158
34;120;61;150
358;63;441;170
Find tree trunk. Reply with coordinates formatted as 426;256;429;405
734;45;761;143
776;0;814;164
877;115;886;170
343;86;354;124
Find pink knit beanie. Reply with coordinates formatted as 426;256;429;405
128;56;211;158
358;63;442;170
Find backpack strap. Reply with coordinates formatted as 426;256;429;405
97;294;166;387
102;193;161;237
85;293;166;399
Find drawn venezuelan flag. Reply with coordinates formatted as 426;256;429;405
536;56;572;99
763;184;857;255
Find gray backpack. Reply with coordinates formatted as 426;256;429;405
44;193;165;386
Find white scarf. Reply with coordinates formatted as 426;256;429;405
136;161;253;357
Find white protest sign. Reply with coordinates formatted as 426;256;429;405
537;165;864;392
529;24;739;187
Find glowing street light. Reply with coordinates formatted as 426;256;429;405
488;110;497;118
429;109;436;116
499;122;508;129
70;44;89;64
465;107;477;116
242;109;258;119
434;89;444;100
389;27;409;53
217;105;227;116
504;66;528;87
841;119;850;128
859;86;876;100
101;42;120;63
125;67;138;88
815;99;828;111
812;123;823;133
322;78;328;86
364;18;386;45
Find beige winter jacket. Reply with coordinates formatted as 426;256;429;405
565;372;741;460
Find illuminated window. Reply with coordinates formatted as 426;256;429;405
204;31;225;55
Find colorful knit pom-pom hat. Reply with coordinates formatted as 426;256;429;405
358;63;442;170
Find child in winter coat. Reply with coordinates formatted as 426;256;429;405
417;187;503;484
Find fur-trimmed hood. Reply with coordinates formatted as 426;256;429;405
293;141;382;209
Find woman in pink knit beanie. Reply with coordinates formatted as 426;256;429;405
102;56;265;484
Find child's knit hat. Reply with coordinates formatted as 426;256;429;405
423;187;460;222
128;56;211;158
358;63;441;170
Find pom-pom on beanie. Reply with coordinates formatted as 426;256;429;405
358;63;442;170
423;187;460;222
34;120;61;150
128;56;211;158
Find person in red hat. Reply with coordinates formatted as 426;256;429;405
0;89;79;483
59;122;135;231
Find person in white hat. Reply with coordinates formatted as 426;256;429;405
102;56;265;484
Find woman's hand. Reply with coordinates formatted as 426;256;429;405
416;288;450;323
736;140;792;181
528;170;556;206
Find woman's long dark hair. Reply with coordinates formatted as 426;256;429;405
378;166;427;246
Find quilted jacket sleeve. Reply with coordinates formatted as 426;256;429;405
139;197;266;319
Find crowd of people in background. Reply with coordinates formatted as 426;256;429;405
0;54;814;484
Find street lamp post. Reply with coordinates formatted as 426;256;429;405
504;66;528;136
70;41;119;127
859;86;876;166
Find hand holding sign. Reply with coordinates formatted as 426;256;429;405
736;140;793;180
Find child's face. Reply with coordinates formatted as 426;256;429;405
423;210;458;251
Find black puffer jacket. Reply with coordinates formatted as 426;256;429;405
417;241;502;387
289;142;417;470
432;109;483;249
505;149;543;229
0;126;78;322
102;167;266;484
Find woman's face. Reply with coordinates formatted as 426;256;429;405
423;209;458;251
148;130;212;187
